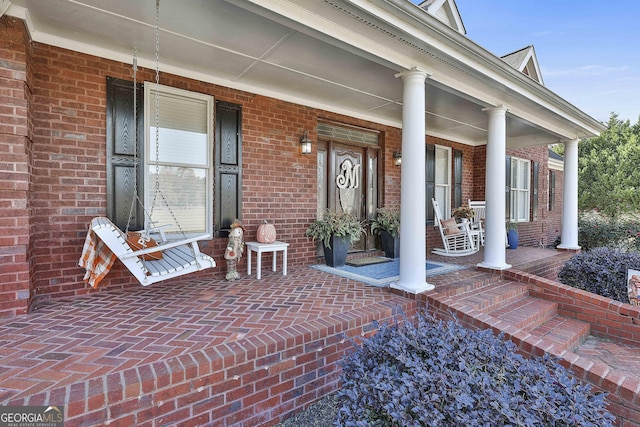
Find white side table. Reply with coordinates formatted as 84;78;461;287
245;241;289;280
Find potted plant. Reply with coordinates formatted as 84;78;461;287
452;204;475;223
507;221;519;249
371;207;400;258
305;209;364;267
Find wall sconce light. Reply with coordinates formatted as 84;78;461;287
299;130;312;154
393;151;402;166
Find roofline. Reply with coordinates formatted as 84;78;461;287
513;45;544;86
501;45;534;59
449;0;466;35
372;0;606;135
418;0;466;35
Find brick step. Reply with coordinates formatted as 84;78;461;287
489;297;557;332
529;315;591;354
437;273;504;298
455;280;529;313
574;335;640;381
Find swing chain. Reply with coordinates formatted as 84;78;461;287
148;0;161;223
118;0;204;277
148;0;191;245
154;0;160;192
125;48;139;234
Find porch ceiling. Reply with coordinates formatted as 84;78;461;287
6;0;604;147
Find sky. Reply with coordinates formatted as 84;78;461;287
438;1;640;124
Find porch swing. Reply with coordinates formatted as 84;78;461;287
81;0;215;287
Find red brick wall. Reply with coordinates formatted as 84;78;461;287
0;17;32;317
382;127;402;208
472;145;487;201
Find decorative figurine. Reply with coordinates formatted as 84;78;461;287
628;274;640;306
224;219;245;281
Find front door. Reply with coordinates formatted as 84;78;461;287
317;139;379;252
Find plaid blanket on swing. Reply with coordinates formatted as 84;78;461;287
79;226;117;288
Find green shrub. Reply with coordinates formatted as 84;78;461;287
558;247;640;304
337;312;613;426
579;211;640;252
370;207;400;238
305;209;364;248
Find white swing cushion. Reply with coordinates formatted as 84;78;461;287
90;217;216;285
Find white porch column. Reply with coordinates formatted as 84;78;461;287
478;106;511;270
391;68;434;294
558;138;580;250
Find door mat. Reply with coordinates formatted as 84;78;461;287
345;256;393;267
311;259;467;287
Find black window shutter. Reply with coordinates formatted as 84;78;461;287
454;149;463;208
531;161;539;220
505;155;511;220
215;101;242;238
426;144;435;223
549;170;556;211
106;76;144;231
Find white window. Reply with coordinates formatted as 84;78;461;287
144;83;214;237
434;145;452;217
510;157;530;222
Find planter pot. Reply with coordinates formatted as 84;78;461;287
380;230;400;259
323;235;349;267
507;229;519;249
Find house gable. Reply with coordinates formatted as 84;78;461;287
501;45;544;85
418;0;466;35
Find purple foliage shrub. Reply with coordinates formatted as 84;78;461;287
558;247;640;304
337;313;613;426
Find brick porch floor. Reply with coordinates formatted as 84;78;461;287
1;247;640;425
0;260;417;426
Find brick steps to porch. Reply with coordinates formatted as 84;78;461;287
427;272;640;425
490;297;557;332
452;279;591;354
417;252;640;426
528;314;591;354
454;281;529;313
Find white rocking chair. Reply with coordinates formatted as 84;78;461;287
468;200;486;247
89;217;216;286
432;199;478;257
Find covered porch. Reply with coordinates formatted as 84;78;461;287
2;248;640;425
0;0;605;318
